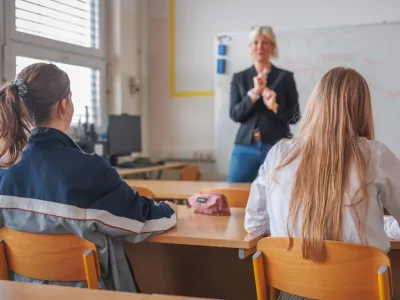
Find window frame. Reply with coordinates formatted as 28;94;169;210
8;42;107;130
2;0;108;131
6;0;106;58
0;0;5;85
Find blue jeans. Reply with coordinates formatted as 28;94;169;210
227;142;273;183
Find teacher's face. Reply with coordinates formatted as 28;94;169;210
249;34;273;63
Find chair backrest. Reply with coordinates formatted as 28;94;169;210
180;165;201;181
200;188;250;208
0;227;100;289
253;237;392;300
133;186;156;198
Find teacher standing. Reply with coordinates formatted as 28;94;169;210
227;25;300;183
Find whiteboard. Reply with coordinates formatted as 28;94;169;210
214;22;400;175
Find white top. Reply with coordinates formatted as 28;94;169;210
245;138;400;253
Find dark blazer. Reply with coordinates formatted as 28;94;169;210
230;64;300;145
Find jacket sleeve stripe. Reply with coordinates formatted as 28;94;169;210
0;195;175;234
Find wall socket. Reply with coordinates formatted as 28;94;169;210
193;151;214;162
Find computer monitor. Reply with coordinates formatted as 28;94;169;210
108;114;142;164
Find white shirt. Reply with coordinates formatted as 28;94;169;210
245;138;400;253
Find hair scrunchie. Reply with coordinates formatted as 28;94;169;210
11;79;28;98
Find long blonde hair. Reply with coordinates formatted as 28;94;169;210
276;67;374;262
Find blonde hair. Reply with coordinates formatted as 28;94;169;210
275;67;374;262
249;25;278;58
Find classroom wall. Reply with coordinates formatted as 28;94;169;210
147;0;400;161
108;0;149;156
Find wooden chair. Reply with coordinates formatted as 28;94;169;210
200;188;250;208
179;165;201;181
0;227;100;289
252;237;392;300
132;186;156;198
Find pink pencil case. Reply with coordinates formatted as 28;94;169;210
187;193;231;216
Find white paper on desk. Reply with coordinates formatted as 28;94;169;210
94;143;104;156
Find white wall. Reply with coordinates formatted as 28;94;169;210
148;0;400;160
148;0;213;160
108;0;149;156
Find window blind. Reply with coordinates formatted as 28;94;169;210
15;0;99;48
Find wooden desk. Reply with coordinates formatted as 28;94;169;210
117;163;188;179
146;206;260;258
124;206;261;300
391;240;400;249
0;281;146;300
126;180;251;199
124;206;400;300
0;281;217;300
151;296;219;300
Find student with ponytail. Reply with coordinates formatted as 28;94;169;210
245;67;400;300
0;63;177;291
0;79;31;167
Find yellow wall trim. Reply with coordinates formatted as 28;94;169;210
169;0;215;98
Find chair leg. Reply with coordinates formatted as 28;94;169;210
0;240;8;280
378;265;391;300
253;251;267;300
83;249;99;289
269;287;277;300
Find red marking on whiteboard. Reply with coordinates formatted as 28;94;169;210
317;53;355;63
280;57;319;79
369;82;400;103
364;41;392;65
291;33;331;46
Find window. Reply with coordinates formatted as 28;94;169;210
15;0;99;48
16;56;100;125
3;0;107;129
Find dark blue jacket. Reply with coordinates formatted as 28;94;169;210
0;127;176;290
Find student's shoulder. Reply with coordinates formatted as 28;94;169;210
363;139;400;181
60;148;122;187
269;139;296;156
61;146;114;172
364;139;400;165
264;139;296;168
364;139;395;158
